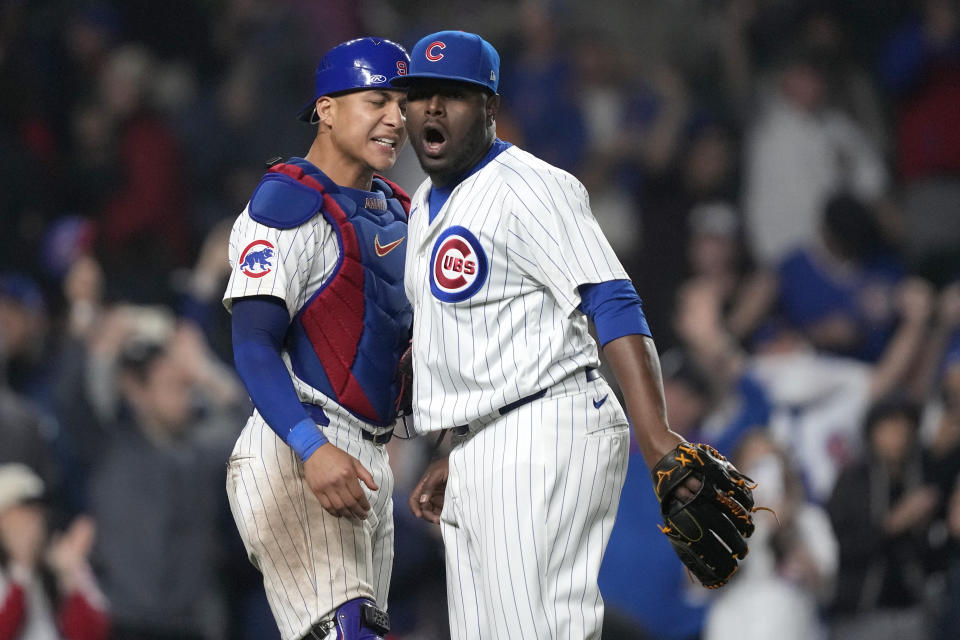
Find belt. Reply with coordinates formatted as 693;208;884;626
361;429;393;445
453;367;600;436
301;403;394;445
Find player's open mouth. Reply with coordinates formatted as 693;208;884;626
422;125;447;156
372;137;397;149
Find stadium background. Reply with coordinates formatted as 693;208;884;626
1;0;959;638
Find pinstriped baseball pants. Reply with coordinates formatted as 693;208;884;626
226;413;394;640
440;374;630;640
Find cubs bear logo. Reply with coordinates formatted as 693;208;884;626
239;240;275;278
430;226;487;302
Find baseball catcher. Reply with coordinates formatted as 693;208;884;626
651;442;757;588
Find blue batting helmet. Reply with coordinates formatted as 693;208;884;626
296;37;410;122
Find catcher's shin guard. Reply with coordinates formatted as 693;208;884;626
304;598;390;640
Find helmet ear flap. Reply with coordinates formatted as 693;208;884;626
306;98;324;126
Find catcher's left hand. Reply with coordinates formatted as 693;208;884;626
651;442;756;588
395;341;413;417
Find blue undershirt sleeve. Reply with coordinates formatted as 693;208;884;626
231;296;327;461
578;279;652;347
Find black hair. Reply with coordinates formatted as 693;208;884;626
117;340;166;383
863;396;922;439
659;348;711;399
821;192;887;261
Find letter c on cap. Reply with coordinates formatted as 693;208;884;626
426;41;445;61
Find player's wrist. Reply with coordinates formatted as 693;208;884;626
636;430;686;469
287;418;329;462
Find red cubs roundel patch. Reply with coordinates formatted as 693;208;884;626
430;226;487;302
238;239;275;278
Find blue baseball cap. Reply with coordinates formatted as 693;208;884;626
297;37;410;122
0;272;45;312
390;30;499;94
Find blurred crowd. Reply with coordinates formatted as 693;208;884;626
1;0;959;639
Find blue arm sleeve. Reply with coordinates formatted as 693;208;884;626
231;296;327;461
578;280;652;347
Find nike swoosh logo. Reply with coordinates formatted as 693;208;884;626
374;234;405;257
593;395;608;409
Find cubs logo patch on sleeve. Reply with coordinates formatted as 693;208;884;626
430;226;487;302
238;240;275;278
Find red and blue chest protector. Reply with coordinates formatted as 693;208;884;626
248;158;412;427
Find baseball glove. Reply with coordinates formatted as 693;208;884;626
395;341;413;417
651;442;756;588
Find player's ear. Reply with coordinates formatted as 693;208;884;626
315;96;335;129
485;93;500;126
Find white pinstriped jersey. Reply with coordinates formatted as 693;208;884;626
223;207;378;430
404;145;629;432
224;204;340;318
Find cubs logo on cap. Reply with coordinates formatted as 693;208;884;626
238;240;275;278
425;41;446;61
430;226;488;302
390;30;499;94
